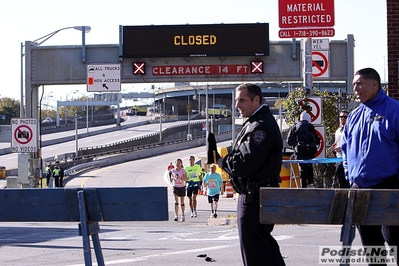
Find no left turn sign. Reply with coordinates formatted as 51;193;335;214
312;51;329;78
298;97;322;125
314;126;326;159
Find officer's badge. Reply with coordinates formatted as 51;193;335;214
252;130;266;145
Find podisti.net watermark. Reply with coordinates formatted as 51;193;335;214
319;246;397;265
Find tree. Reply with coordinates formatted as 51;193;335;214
0;97;20;124
276;87;354;156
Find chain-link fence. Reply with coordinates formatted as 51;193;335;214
313;163;337;188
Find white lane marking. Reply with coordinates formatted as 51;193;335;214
66;244;233;266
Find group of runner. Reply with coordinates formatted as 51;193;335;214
168;155;223;222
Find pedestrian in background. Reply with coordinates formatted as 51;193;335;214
287;111;320;188
171;159;188;222
215;83;286;266
58;166;64;187
45;164;52;187
331;110;350;188
342;67;399;263
203;164;223;218
185;156;202;218
167;162;174;182
52;165;61;188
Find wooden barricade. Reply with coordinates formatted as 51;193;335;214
0;187;168;266
260;188;399;266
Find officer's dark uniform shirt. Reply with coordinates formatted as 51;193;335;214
222;105;282;185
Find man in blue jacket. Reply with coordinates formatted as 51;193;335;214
342;67;399;264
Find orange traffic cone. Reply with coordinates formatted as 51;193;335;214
224;182;234;198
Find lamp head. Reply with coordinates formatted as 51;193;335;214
74;26;91;33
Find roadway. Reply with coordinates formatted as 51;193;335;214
0;115;193;170
0;141;365;266
0;117;367;266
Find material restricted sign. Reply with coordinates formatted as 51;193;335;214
11;118;38;153
278;0;335;29
87;64;121;92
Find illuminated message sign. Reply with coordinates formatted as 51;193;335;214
122;23;269;58
152;64;251;75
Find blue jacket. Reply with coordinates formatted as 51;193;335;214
342;89;399;187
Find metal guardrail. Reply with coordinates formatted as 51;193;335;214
64;131;232;178
80;135;206;158
77;119;231;157
4;118;234;178
65;160;105;176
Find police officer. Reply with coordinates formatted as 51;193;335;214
52;165;61;188
217;83;285;266
45;164;52;187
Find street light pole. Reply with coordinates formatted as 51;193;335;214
205;85;209;133
159;100;162;143
187;93;191;139
75;111;78;158
21;26;91;119
86;96;89;133
20;42;24;118
22;26;91;187
63;90;79;127
211;88;215;133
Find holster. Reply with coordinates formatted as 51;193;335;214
230;177;256;204
229;176;244;194
244;179;257;204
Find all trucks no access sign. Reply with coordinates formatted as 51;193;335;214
11;118;38;153
87;64;121;92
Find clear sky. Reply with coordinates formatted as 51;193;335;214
0;0;387;104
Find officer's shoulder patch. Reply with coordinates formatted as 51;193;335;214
252;130;266;145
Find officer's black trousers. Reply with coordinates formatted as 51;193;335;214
299;163;313;188
237;190;285;266
54;176;62;187
352;175;399;266
335;162;349;188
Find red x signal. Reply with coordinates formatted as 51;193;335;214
133;62;146;75
251;61;264;73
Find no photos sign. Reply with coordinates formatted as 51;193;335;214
279;0;335;29
11;118;38;153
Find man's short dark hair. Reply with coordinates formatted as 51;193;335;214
355;68;381;88
236;83;263;104
340;110;349;115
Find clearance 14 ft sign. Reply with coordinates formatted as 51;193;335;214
11;118;38;153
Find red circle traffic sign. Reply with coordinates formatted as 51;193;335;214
312;51;328;77
299;98;321;123
307;98;321;123
315;130;324;158
14;125;33;145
